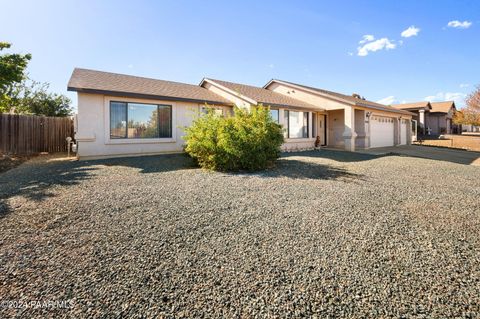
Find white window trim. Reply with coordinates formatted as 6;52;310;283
103;96;177;145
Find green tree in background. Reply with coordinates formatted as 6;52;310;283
0;42;72;116
8;80;72;116
0;42;31;109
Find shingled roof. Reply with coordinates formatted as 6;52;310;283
392;101;455;113
202;78;320;110
68;68;231;105
430;101;456;113
265;79;414;115
392;101;432;110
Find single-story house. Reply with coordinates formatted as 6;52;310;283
68;68;413;159
392;101;456;136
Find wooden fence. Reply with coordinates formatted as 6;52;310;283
0;114;74;155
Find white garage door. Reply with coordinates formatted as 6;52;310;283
400;119;408;145
370;116;395;148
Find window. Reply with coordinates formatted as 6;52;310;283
200;106;224;116
110;101;172;139
269;109;279;123
285;110;309;138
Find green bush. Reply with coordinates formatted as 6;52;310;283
183;105;284;171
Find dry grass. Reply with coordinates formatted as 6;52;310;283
416;135;480;151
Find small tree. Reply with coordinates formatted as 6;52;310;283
453;85;480;126
183;105;284;171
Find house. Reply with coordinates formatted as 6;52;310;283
68;68;413;159
392;101;456;136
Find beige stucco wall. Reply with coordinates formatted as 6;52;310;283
267;82;345;110
426;113;447;134
75;93;232;159
327;109;345;147
202;82;251;110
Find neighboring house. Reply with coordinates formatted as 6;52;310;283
462;124;480;133
68;68;413;159
392;101;456;136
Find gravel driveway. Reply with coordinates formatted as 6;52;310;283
1;151;479;318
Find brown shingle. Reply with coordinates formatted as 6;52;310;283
269;79;414;115
392;101;431;110
430;101;455;113
68;68;232;105
205;78;320;110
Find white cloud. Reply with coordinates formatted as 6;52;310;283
357;38;396;56
424;92;466;106
267;63;275;69
359;35;375;44
401;26;420;37
127;64;134;68
377;96;398;105
447;20;472;29
347;52;354;56
460;83;470;88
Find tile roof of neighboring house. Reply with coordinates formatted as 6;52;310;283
67;68;232;105
203;78;320;110
430;101;456;113
265;79;414;115
392;101;432;110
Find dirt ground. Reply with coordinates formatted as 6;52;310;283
0;154;31;174
415;134;480;151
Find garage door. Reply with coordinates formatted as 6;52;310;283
400;119;408;145
370;116;394;147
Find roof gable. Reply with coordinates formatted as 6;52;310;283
201;78;320;110
392;101;432;111
265;79;414;115
68;68;231;105
430;101;456;113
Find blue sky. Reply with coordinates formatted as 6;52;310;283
2;0;479;109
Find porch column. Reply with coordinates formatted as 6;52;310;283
419;110;425;135
394;118;400;145
406;119;412;145
343;106;357;151
308;112;313;138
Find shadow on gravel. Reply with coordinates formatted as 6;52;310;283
88;153;197;174
0;161;96;219
282;150;383;163
259;158;364;181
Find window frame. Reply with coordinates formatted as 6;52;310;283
104;97;176;145
284;110;309;139
269;108;279;123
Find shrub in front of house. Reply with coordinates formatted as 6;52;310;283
183;105;284;171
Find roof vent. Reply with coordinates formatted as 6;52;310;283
352;93;366;100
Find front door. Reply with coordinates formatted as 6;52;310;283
319;115;326;146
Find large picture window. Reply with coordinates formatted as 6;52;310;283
285;110;309;138
110;101;172;139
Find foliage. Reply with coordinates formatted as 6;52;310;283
453;109;480;126
2;80;72;116
0;42;72;116
183;105;284;171
453;85;480;126
0;42;32;108
466;85;480;111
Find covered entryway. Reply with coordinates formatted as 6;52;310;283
370;115;395;148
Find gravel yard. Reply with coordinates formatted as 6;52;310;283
1;151;479;318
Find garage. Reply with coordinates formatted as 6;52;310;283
370;116;395;147
400;119;408;145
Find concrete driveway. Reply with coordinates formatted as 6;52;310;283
358;145;480;166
